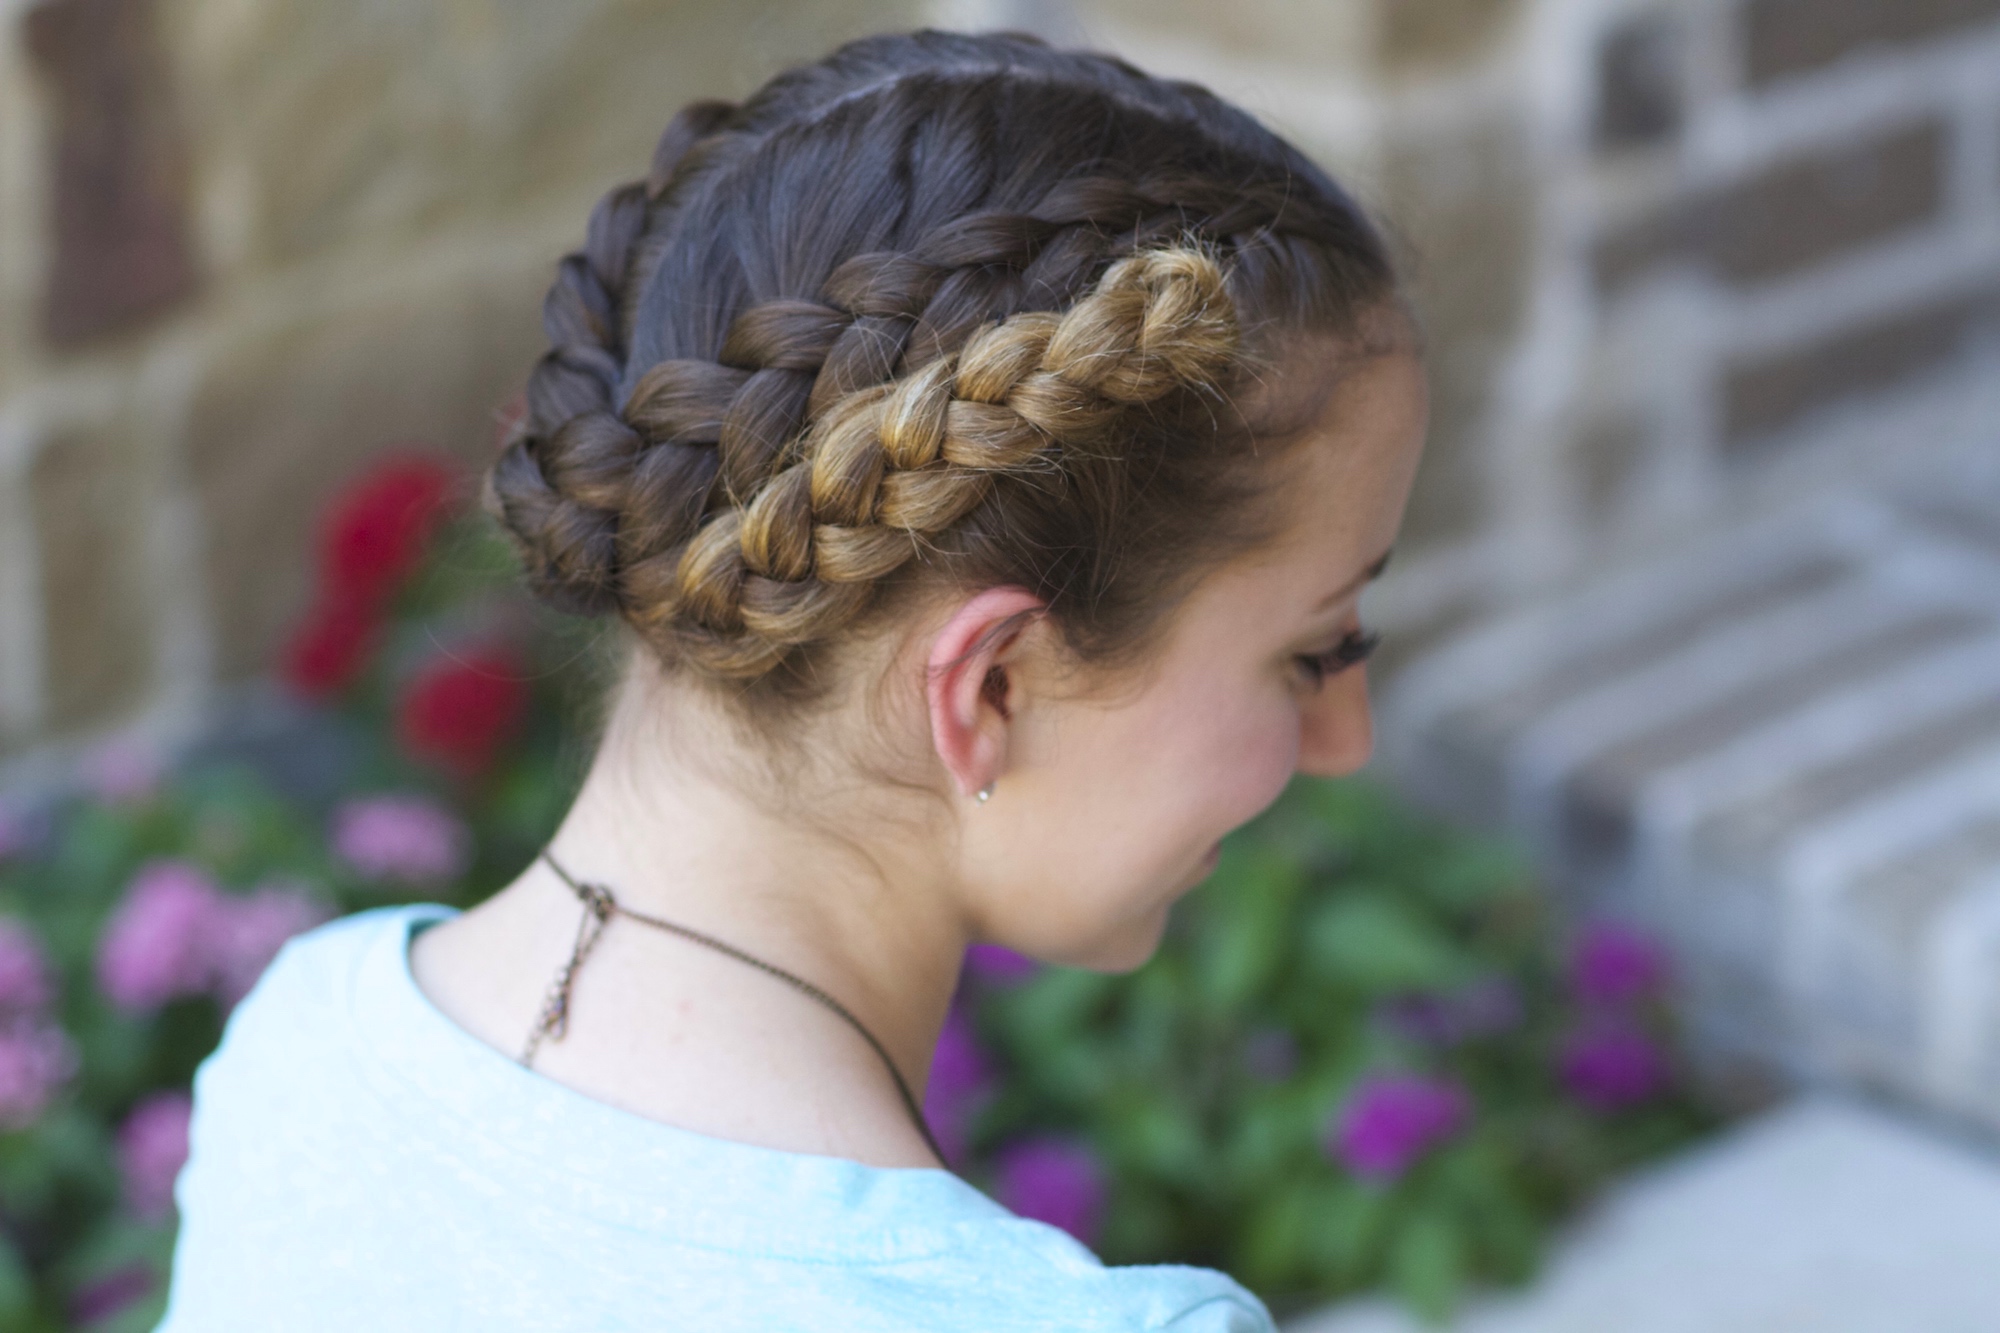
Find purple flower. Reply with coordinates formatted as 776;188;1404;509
1570;922;1669;1008
1558;1020;1669;1112
0;919;53;1017
331;795;470;886
1242;1027;1299;1083
1327;1072;1470;1184
1376;977;1524;1048
995;1137;1106;1245
96;861;222;1012
117;1090;192;1222
924;1004;992;1166
70;1264;156;1325
209;882;331;1006
0;1023;78;1129
965;943;1039;984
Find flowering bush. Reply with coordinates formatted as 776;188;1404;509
0;450;1711;1328
940;781;1710;1320
0;454;595;1330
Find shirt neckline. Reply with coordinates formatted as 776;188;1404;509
344;903;1026;1263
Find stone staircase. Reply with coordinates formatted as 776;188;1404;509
1381;458;2000;1129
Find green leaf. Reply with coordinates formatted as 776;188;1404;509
1108;1091;1209;1190
1304;894;1464;993
1194;848;1300;1014
0;1235;34;1322
1421;842;1532;911
998;968;1115;1049
1310;1179;1389;1286
1237;1178;1317;1290
1387;1208;1467;1324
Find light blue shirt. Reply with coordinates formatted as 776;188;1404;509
160;905;1274;1331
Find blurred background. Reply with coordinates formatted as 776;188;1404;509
1;0;1999;1328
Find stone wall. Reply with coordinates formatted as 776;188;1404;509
1029;0;2000;654
3;0;1995;769
0;0;922;765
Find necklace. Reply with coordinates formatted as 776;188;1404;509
520;851;948;1167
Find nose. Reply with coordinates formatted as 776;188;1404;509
1296;666;1374;777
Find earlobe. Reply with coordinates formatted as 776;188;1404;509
925;588;1044;800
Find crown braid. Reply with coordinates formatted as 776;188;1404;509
489;33;1399;699
488;97;740;619
615;245;1238;677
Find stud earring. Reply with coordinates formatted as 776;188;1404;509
976;782;994;804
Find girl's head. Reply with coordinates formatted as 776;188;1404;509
490;31;1425;970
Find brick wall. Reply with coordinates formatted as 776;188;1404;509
3;0;1994;770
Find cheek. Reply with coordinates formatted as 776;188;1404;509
1131;677;1300;854
986;669;1302;966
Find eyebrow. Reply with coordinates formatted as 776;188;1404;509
1314;547;1394;610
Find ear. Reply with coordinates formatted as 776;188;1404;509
925;587;1045;802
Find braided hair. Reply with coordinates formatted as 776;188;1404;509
490;31;1399;699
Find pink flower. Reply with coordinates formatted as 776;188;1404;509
994;1137;1106;1245
331;795;470;886
0;1023;77;1129
1558;1019;1669;1112
1570;922;1669;1008
117;1090;192;1222
965;943;1039;984
0;919;52;1017
84;740;164;806
1327;1072;1470;1184
209;882;331;1006
923;1003;992;1167
96;861;222;1012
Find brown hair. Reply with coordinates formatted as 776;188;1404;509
489;31;1398;705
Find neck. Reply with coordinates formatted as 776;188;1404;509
515;670;967;1163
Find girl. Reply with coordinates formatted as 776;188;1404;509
161;29;1425;1331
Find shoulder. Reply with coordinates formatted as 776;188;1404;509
192;904;452;1107
234;903;451;1022
952;1217;1275;1333
1108;1264;1274;1332
1094;1260;1274;1333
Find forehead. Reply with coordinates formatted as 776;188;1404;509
1260;351;1427;563
1159;350;1425;647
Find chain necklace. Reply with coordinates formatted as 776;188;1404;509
519;851;947;1167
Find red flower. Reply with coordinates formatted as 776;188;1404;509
279;454;459;703
280;591;380;700
319;457;457;607
396;649;529;779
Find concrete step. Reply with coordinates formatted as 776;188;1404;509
1290;1097;2000;1333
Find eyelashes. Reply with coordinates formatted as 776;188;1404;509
1294;628;1380;687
